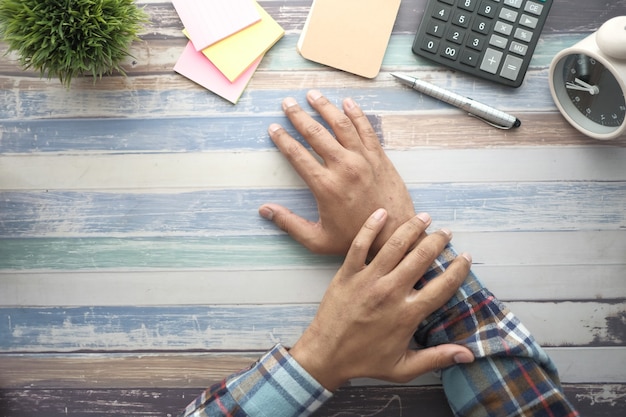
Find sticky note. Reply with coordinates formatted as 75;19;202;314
172;0;261;51
297;0;401;78
193;2;284;82
174;41;261;104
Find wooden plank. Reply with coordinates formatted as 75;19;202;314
1;231;624;270
1;264;624;307
0;301;623;352
1;182;624;237
1;112;624;155
1;348;624;389
2;148;626;192
0;384;624;417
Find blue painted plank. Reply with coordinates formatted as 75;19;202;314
0;305;317;351
0;115;381;154
1;183;624;238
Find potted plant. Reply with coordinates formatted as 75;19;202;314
0;0;148;87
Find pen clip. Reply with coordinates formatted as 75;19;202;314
467;113;511;130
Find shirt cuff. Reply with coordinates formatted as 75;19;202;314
227;344;333;417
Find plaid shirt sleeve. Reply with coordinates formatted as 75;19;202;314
414;244;580;417
178;344;332;417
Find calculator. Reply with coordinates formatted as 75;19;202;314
412;0;553;87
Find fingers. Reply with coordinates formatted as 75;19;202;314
258;203;328;253
342;209;388;273
342;97;384;151
267;123;326;189
395;345;474;382
410;251;472;318
368;212;432;276
305;90;364;151
279;94;345;158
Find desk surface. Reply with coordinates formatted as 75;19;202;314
1;0;625;415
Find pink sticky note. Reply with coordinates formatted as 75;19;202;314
174;41;260;104
172;0;261;51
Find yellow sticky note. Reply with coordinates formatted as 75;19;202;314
184;2;284;82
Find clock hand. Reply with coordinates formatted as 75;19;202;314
566;78;600;95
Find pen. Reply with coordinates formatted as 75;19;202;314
390;73;521;129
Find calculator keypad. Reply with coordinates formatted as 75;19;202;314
412;0;552;87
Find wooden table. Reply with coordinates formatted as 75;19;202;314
1;0;625;415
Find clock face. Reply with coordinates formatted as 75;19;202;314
561;54;626;127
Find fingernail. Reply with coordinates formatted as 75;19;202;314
308;89;323;101
344;97;356;110
416;212;431;225
259;207;274;220
454;352;474;364
283;97;297;109
460;252;472;264
440;228;452;238
268;123;282;133
372;208;386;221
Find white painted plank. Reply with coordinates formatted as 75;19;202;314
1;147;626;191
1;264;624;307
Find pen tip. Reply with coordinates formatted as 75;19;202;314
513;118;522;128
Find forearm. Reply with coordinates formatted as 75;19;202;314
415;245;579;417
179;344;332;417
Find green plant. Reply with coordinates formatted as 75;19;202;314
0;0;148;87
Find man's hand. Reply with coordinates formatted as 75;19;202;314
289;209;474;391
259;90;416;256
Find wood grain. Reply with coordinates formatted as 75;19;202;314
1;0;625;415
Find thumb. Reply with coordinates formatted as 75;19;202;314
258;203;326;252
400;344;474;380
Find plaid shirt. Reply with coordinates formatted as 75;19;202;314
180;245;579;417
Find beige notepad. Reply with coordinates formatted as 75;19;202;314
297;0;401;78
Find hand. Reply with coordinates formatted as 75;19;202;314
259;90;416;256
289;209;474;391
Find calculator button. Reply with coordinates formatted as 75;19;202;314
498;8;518;23
494;21;513;36
458;0;478;12
452;11;471;28
514;27;533;42
447;27;467;44
441;44;460;60
426;20;446;37
472;18;491;34
466;34;485;51
461;49;480;67
509;41;528;55
500;54;523;80
480;48;503;74
433;5;452;21
503;0;523;9
489;34;508;49
524;1;544;15
477;1;498;18
519;14;538;29
421;37;440;54
439;0;455;4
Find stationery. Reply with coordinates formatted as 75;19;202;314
174;41;261;104
391;73;521;129
188;2;284;82
171;0;261;51
297;0;401;78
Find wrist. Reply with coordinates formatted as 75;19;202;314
289;329;348;391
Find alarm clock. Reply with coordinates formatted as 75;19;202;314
548;16;626;140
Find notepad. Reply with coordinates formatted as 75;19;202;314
174;41;261;104
172;0;261;51
297;0;401;78
187;2;285;82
